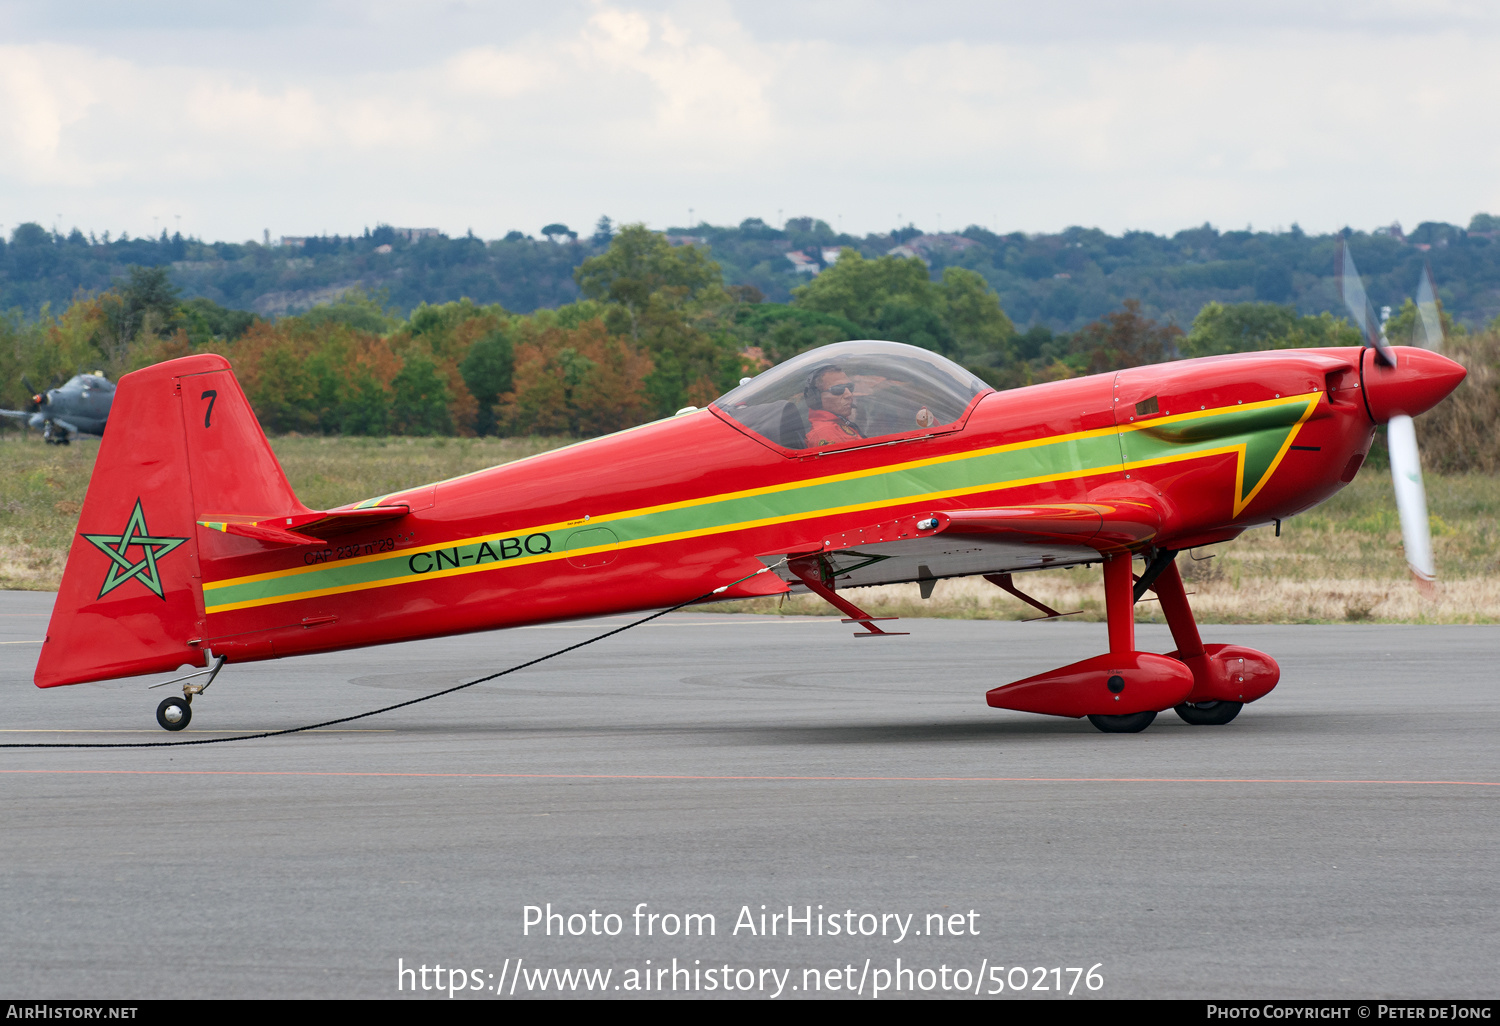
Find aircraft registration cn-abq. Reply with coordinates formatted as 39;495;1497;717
34;309;1464;734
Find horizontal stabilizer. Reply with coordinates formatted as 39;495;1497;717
198;505;410;546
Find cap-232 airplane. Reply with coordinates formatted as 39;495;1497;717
33;323;1464;734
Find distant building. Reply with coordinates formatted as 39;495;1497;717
280;236;308;248
784;250;819;274
665;234;707;247
885;233;978;265
394;227;443;242
1373;222;1406;242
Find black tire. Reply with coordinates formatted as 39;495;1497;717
1087;710;1156;733
1174;700;1243;725
156;696;192;732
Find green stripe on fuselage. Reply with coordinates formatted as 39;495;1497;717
1122;398;1314;502
202;394;1315;611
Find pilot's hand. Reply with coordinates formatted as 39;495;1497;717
914;406;936;428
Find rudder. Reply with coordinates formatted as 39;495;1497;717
35;353;306;687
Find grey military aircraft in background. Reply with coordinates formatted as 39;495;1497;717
1;373;114;443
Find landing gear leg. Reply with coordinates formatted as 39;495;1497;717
149;653;226;731
1151;560;1256;724
1086;552;1157;734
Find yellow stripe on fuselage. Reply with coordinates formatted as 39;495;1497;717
200;392;1320;612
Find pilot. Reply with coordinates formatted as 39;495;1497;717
804;365;864;446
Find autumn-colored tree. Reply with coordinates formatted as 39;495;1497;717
230;320;321;433
500;318;653;435
231;316;403;435
1071;300;1183;375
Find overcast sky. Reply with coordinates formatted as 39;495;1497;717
2;0;1497;242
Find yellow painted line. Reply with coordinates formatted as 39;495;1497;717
201;394;1320;614
1232;393;1321;516
200;461;1126;613
1119;389;1316;432
0;639;43;645
205;419;1127;593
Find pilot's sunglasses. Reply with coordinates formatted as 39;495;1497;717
822;384;855;396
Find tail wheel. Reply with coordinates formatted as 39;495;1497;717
1087;710;1156;733
1174;700;1243;726
156;696;192;732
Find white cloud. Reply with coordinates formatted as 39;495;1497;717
1;2;1497;240
0;44;110;185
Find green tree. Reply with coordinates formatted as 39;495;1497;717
298;288;400;334
872;301;953;354
938;267;1015;360
727;305;863;364
574;225;721;340
788;252;1014;358
90;266;183;369
459;329;515;436
390;353;453;435
181;297;257;346
339;371;391;435
574;226;740;414
1182;301;1361;358
791;250;938;328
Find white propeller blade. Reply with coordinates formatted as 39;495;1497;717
1387;413;1435;586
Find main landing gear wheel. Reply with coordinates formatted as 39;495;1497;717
1087;710;1156;733
1174;700;1243;726
156;696;192;732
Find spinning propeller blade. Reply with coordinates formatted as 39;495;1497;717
1336;239;1395;367
1413;263;1444;353
1390;264;1445;588
1387;414;1434;588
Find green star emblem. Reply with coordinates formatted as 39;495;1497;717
82;499;188;600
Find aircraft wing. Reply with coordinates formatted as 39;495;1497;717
198;504;412;546
758;500;1160;590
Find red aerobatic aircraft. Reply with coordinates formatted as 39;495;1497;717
34;332;1464;733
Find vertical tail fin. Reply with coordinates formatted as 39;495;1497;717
35;354;306;687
